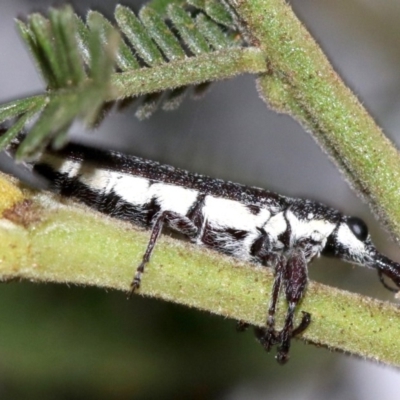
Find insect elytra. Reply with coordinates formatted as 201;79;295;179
3;133;400;364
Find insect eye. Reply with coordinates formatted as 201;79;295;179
347;217;369;241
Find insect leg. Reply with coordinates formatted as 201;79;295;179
292;311;311;336
236;321;250;332
129;210;198;296
254;257;284;351
276;250;309;364
237;230;276;335
266;257;284;340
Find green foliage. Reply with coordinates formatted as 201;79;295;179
2;6;119;160
0;2;248;159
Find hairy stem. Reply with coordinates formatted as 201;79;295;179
229;0;400;241
1;173;400;366
111;47;266;98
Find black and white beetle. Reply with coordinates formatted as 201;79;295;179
4;134;400;364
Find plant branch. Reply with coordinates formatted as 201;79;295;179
228;0;400;241
1;173;400;366
111;47;265;97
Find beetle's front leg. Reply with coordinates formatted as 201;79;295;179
276;249;310;364
254;257;285;351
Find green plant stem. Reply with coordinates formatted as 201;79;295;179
1;173;400;366
0;47;265;130
228;0;400;241
111;47;265;97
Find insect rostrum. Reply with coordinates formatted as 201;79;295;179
5;135;400;364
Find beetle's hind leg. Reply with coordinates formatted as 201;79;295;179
129;210;198;296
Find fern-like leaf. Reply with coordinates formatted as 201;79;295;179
0;2;265;159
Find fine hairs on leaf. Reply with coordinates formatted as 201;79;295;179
1;0;400;367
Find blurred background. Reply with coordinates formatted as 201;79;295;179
1;0;400;398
